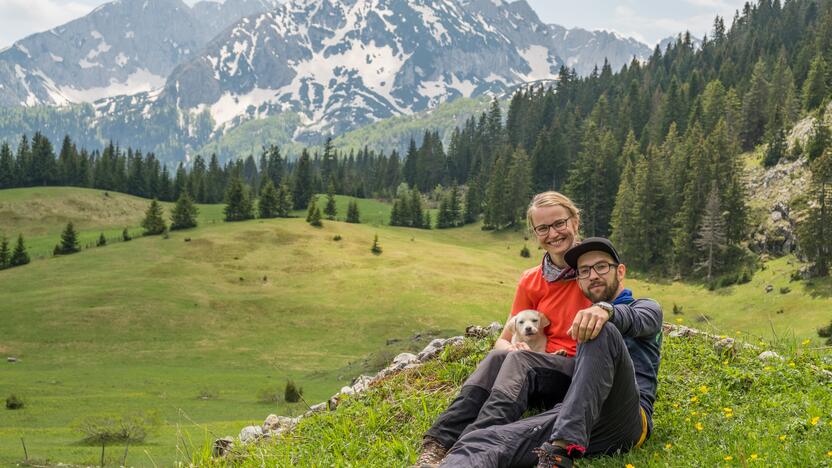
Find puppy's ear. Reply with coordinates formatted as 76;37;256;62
539;312;550;328
505;316;517;335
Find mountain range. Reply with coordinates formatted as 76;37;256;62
0;0;654;162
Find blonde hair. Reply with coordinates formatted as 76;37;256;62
526;191;581;231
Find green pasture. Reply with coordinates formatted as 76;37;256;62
0;186;830;466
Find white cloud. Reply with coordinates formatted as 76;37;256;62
0;0;94;49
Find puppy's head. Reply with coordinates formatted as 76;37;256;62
512;310;550;339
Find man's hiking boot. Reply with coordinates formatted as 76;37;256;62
534;442;573;468
413;436;448;467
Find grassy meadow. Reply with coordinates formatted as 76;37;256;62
0;186;830;466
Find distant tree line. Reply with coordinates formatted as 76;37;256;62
2;0;832;279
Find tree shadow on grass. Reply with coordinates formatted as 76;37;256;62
804;278;832;298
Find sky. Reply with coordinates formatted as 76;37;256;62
0;0;750;50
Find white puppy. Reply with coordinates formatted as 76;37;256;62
507;309;550;353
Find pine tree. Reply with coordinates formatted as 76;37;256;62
436;194;453;229
695;185;728;281
0;236;9;268
97;233;107;247
276;184;293;217
448;185;462;226
371;234;382;255
224;177;254;222
797;151;832;276
142;199;167;235
171;192;199;230
292;150;314;210
309;206;323;227
56;222;80;254
324;180;337;220
346;200;360;223
740;58;770;150
122;228;132;242
764;125;787;167
0;142;15;189
506;147;533;226
258;179;280;219
803;53;828;111
10;234;30;267
306;196;319;222
463;180;481;224
410;189;425;228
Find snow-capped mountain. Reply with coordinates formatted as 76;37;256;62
0;0;653;162
0;0;278;107
143;0;651;141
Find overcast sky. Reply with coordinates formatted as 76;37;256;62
0;0;749;50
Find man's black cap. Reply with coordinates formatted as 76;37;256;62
564;237;622;269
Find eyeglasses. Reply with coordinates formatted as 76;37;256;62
577;261;619;279
532;216;572;236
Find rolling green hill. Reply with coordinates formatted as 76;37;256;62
0;187;830;466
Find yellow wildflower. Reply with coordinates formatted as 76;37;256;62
626;464;635;468
801;339;811;345
827;451;832;456
723;407;733;413
779;435;786;441
695;422;703;431
675;318;683;323
811;416;820;426
750;454;758;460
723;359;729;365
736;331;742;335
764;366;773;371
673;402;680;408
691;411;698;416
690;395;699;403
789;362;795;368
665;443;672;449
724;455;733;461
699;385;709;393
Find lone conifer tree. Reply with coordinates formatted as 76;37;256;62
171;192;199;230
142;199;167;235
258;179;279;219
97;233;107;247
695;185;727;281
122;228;132;242
56;222;80;254
0;236;9;268
324;180;337;220
10;234;30;266
797;151;832;276
346;200;360;223
276;184;293;217
371;234;382;255
224;177;254;222
309;206;323;227
306;196;319;222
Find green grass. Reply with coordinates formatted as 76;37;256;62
0;186;830;466
190;333;832;467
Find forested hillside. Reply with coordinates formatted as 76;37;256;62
2;0;832;282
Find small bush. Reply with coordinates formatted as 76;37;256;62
737;269;752;284
333;235;342;241
97;233;107;247
520;245;530;258
672;303;684;315
76;412;158;444
5;394;24;410
284;380;303;403
122;228;132;242
818;320;832;338
779;287;791;294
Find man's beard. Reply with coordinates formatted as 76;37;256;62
584;273;620;303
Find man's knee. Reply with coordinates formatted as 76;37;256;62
578;322;624;353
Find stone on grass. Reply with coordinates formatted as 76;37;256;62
757;350;784;362
239;425;263;444
212;436;234;457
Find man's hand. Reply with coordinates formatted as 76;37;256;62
569;305;611;342
506;342;532;352
549;349;567;356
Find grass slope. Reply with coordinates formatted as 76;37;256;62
198;330;832;467
0;187;830;466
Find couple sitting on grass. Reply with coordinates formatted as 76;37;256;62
416;191;663;468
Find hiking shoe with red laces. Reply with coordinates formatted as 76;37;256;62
534;442;574;468
413;436;448;467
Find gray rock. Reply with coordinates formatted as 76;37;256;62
340;385;355;396
714;338;737;358
212;436;234;458
418;338;447;361
351;375;374;394
239;425;263;444
309;402;327;413
757;351;784;362
393;352;418;367
263;414;296;433
765;284;774;293
488;321;503;334
668;326;695;338
7;357;17;363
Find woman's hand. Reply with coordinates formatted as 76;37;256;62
506;342;532;352
549;349;567;356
